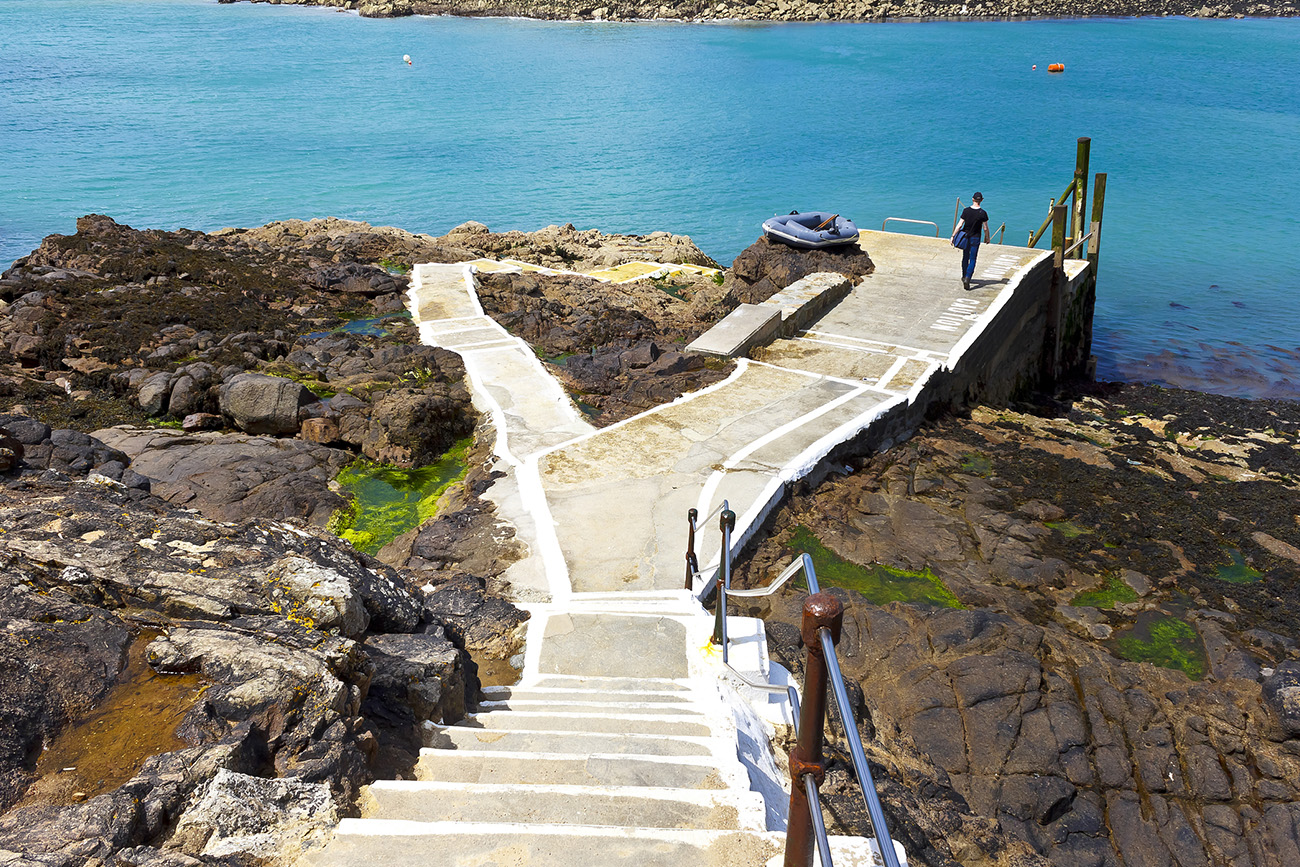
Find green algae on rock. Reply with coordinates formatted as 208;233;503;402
786;525;962;608
329;438;470;555
1114;611;1207;679
1214;547;1264;584
1071;572;1139;609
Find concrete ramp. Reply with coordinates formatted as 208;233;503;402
305;232;1071;866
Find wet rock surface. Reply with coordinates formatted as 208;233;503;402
735;383;1300;867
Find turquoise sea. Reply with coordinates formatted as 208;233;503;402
2;1;1298;395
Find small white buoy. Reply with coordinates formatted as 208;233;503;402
403;54;412;66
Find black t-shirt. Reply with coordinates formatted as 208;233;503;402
960;206;989;238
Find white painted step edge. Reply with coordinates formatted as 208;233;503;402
330;819;909;866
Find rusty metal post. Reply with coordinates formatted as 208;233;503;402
785;593;844;867
710;508;735;650
684;508;698;590
1072;137;1091;250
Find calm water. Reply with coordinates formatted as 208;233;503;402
3;1;1298;395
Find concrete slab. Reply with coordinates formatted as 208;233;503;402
686;304;782;357
537;614;689;679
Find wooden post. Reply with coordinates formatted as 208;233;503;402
1087;173;1106;282
1073;137;1091;251
1041;204;1068;385
1081;172;1107;372
785;593;844;867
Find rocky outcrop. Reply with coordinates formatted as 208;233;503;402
736;384;1300;867
727;234;875;305
90;426;351;526
0;429;513;863
221;0;1297;22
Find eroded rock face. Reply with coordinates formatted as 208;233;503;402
168;769;337;863
737;384;1300;867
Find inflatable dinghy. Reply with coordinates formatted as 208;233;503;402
762;211;859;249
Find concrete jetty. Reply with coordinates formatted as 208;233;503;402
305;230;1093;867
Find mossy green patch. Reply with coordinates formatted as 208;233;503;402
1114;612;1206;679
328;438;470;555
1214;548;1262;584
1046;520;1092;539
786;525;962;608
959;453;992;477
1071;573;1138;609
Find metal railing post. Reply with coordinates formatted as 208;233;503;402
684;508;698;590
785;592;843;867
711;508;735;659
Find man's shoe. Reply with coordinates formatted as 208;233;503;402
962;279;970;291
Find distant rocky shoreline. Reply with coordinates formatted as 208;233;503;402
221;0;1296;23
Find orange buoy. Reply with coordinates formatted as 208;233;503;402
1048;63;1065;73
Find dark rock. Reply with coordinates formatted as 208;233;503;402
218;373;315;436
727;235;874;304
181;412;223;432
362;629;470;725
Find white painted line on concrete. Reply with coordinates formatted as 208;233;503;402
745;358;902;396
872;354;911;390
517;457;572;602
804;329;931;357
794;335;890;354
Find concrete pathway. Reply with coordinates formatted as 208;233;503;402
307;234;1054;867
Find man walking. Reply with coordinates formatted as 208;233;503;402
955;192;991;291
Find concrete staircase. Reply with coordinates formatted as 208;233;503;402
306;598;903;866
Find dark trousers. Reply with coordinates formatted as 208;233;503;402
962;237;981;281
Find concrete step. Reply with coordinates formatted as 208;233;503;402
480;699;706;716
362;781;766;831
306;820;908;867
414;749;738;790
481;685;696;704
526;675;692;692
460;711;714;736
480;686;696;707
423;723;726;758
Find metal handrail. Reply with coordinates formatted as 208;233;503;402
881;217;939;237
1064;229;1094;259
696;524;902;867
1028;181;1077;248
818;625;902;867
990;222;1006;245
728;553;813;598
